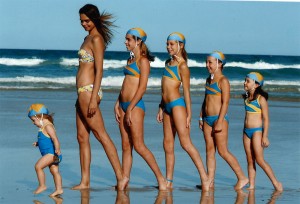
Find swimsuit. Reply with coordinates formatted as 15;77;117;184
164;97;186;114
120;99;145;112
244;96;263;139
123;58;140;78
244;127;263;139
78;49;94;63
245;96;261;113
77;84;103;99
205;78;222;96
163;62;182;82
203;115;229;127
203;77;228;126
37;123;62;164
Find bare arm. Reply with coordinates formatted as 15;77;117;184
260;96;270;147
214;77;230;132
89;35;105;116
180;62;191;128
45;124;61;155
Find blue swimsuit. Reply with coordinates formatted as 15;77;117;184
121;58;145;112
162;61;186;114
37;124;62;164
203;77;229;126
244;96;263;139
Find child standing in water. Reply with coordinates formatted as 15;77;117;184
28;104;63;197
243;72;283;191
199;51;248;190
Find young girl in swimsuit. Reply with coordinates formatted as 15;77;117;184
28;104;63;197
73;4;128;190
243;72;283;191
199;51;248;190
156;32;211;191
114;28;167;190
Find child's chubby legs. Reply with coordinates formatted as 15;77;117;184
34;154;59;194
49;164;63;197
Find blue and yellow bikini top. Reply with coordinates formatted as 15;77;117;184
205;77;223;96
245;95;261;113
38;123;55;148
123;58;141;78
78;49;94;63
163;61;183;82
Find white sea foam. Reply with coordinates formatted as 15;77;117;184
0;58;45;66
227;61;300;69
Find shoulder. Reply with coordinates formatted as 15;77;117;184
219;75;229;85
139;56;150;65
178;61;189;73
91;35;105;47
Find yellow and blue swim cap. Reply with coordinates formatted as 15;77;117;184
167;32;186;45
209;51;226;66
28;104;49;118
246;72;264;86
126;28;147;42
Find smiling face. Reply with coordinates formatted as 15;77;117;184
125;34;138;51
80;14;95;32
166;40;181;56
206;56;220;74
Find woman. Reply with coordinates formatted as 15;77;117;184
114;28;167;190
156;32;211;191
73;4;128;190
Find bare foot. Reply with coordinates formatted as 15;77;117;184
274;182;283;192
158;178;167;191
117;176;129;190
234;178;249;190
49;189;64;197
71;183;90;190
34;185;47;194
166;180;173;189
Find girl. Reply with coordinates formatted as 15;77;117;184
157;32;211;191
73;4;128;190
243;72;283;191
114;28;167;190
199;51;248;190
28;104;63;197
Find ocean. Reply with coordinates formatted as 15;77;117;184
0;49;299;101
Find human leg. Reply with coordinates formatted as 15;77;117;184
72;102;91;190
214;121;248;190
243;134;256;189
129;108;166;190
49;164;63;197
77;93;128;190
252;133;283;191
162;112;176;188
172;106;210;191
34;154;57;194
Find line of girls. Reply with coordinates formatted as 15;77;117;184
73;4;283;192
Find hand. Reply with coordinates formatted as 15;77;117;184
114;103;121;124
88;99;97;117
262;137;270;148
32;142;38;147
186;115;191;128
55;149;61;155
213;120;222;133
199;120;204;130
156;109;163;123
125;110;132;126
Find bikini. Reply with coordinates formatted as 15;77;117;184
244;96;263;139
162;61;186;114
77;49;103;99
37;123;62;164
203;77;229;127
120;58;145;112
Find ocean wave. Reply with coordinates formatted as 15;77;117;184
1;76;299;87
0;57;45;66
227;61;300;69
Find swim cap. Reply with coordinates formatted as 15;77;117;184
209;51;226;66
28;104;49;118
126;28;147;42
246;72;264;86
167;32;186;45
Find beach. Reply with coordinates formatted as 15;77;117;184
0;90;299;203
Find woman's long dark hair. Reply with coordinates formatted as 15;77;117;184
243;84;269;101
79;4;115;47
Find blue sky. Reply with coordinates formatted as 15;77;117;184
0;0;299;56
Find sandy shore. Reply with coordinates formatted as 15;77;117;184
0;90;299;203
